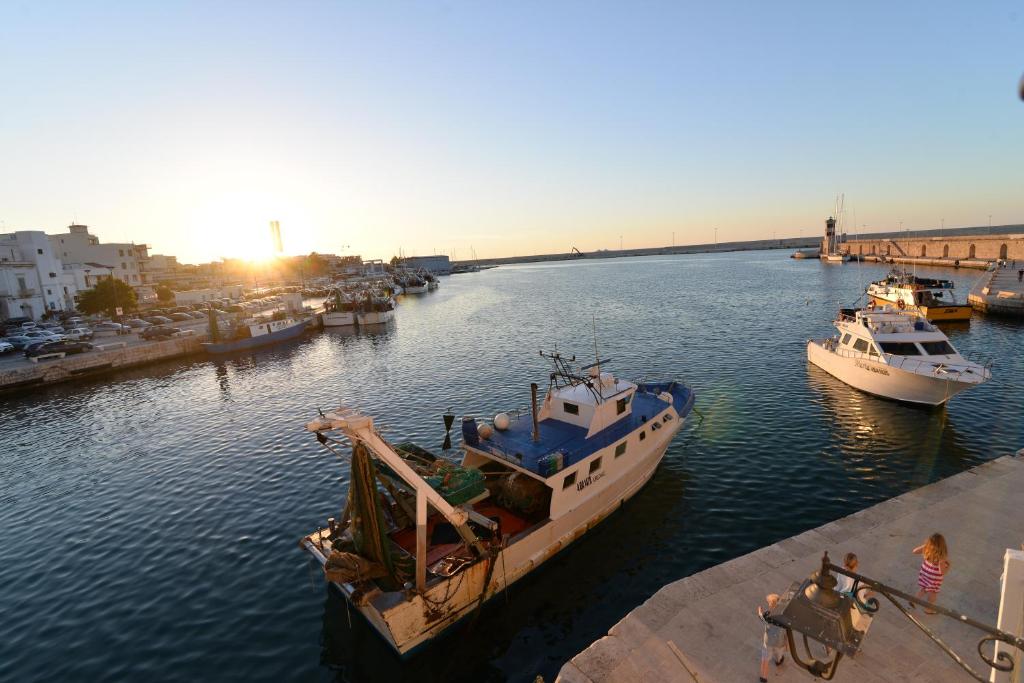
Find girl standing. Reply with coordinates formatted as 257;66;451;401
912;533;950;614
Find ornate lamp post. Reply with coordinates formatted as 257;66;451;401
765;552;1024;682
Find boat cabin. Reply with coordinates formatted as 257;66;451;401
835;308;960;360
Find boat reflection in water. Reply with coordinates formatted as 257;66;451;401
807;364;976;488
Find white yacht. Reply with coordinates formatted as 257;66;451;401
807;307;990;405
300;352;694;656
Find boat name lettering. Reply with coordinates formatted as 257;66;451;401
575;470;606;492
855;361;889;376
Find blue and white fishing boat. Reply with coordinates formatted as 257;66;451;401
202;313;309;354
300;351;694;656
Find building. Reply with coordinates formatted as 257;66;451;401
49;224;152;290
401;255;451;275
0;230;78;320
173;285;245;305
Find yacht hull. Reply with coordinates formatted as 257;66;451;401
807;340;976;406
302;410;684;657
403;285;428;294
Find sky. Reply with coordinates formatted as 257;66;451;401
1;2;1022;263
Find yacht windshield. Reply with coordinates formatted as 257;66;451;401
919;341;956;355
879;342;921;356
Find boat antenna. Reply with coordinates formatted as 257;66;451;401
592;314;600;377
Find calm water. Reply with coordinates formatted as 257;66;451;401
2;251;1022;682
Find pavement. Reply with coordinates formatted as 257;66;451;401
557;452;1024;683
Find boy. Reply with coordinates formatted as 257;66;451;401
757;593;786;681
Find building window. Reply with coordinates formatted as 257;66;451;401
589;457;602;473
563;402;579;415
37;248;43;254
920;245;926;257
615;442;627;457
562;471;577;489
1000;244;1008;260
969;244;976;258
49;272;56;278
943;245;949;258
119;249;124;257
121;262;127;270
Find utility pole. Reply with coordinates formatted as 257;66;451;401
672;231;675;248
714;228;718;245
619;235;623;251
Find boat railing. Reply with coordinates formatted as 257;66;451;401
821;340;991;381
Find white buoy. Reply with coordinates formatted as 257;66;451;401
494;413;511;431
478;423;494;440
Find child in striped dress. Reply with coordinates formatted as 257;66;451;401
911;533;950;614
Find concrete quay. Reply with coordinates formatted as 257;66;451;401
558;452;1024;683
0;334;204;394
969;265;1024;317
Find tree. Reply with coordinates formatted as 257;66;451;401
389;255;401;267
155;285;174;303
78;278;137;318
304;252;329;276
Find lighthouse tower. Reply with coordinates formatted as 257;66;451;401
821;216;836;256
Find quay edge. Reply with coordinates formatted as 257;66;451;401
0;335;204;394
557;450;1024;683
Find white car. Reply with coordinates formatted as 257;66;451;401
0;340;14;354
65;327;94;341
20;321;37;331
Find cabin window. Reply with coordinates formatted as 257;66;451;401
563;402;579;415
562;471;577;489
589;457;602;474
841;333;852;346
615;442;627;457
852;338;870;353
868;346;879;357
662;413;672;422
616;397;629;415
639;431;646;442
879;342;922;356
920;341;955;355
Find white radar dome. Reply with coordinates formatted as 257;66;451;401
478;423;494;440
493;413;511;431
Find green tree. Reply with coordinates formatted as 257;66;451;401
389;255;400;267
304;252;329;276
78;278;138;318
155;285;174;303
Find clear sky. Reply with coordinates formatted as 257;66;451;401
1;2;1021;263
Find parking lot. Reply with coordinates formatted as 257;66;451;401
0;315;210;370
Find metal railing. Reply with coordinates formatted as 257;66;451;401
817;338;992;381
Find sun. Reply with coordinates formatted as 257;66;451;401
188;191;314;263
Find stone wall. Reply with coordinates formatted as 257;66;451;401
0;335;204;393
843;232;1024;262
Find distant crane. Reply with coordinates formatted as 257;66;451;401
570;247;584;258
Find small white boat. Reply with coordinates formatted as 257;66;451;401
322;290;357;327
824;253;850;263
791;249;820;259
356;293;395;326
807;307;990;405
300;353;694;656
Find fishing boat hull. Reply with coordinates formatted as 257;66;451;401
403;285;428;295
202;319;309;354
867;295;972;322
807;339;980;406
302;414;683;656
322;311;356;327
356;309;395;326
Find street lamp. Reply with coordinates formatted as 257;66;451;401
766;552;1024;682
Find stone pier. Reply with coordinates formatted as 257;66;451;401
558;452;1024;683
970;265;1024;317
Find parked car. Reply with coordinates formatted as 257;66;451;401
168;312;194;322
93;322;126;333
144;316;173;325
0;340;14;354
64;316;85;327
64;327;94;341
25;340;93;358
20;321;38;330
3;336;35;350
140;325;180;340
170;306;191;314
125;318;152;329
188;311;207;319
22;330;63;341
3;316;32;327
40;324;65;334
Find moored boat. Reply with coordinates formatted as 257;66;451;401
322;290;357;327
299;352;694;656
866;270;972;322
807;307;990;405
202;313;309;354
356;291;396;326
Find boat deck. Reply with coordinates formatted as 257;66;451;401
476;384;693;475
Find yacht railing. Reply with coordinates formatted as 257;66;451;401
818;339;992;381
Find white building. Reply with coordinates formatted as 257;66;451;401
49;224;152;290
0;231;78;320
402;255;451;275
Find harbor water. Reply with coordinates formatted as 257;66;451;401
2;251;1022;682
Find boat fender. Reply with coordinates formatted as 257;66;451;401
494;413;511;431
897;299;905;310
657;391;673;405
478;423;494;440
